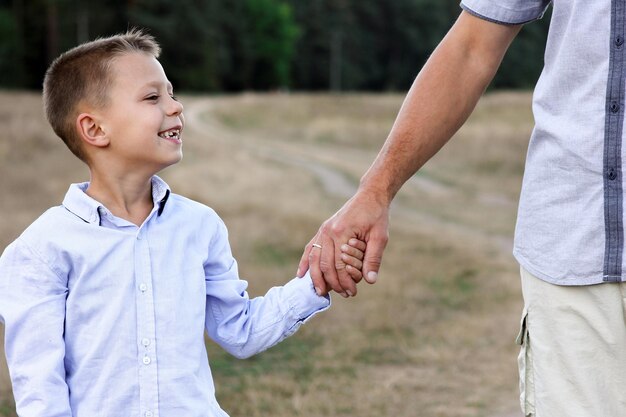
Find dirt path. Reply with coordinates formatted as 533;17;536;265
185;98;515;258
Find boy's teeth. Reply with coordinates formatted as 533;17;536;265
160;129;180;139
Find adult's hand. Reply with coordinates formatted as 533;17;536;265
297;189;389;297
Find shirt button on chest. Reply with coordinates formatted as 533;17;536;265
139;283;148;292
145;411;154;417
608;168;617;181
141;338;151;347
611;102;620;113
616;35;624;47
142;356;151;365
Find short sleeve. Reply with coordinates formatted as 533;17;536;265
460;0;552;25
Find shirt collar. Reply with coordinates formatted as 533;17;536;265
62;176;171;224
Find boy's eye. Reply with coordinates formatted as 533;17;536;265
146;95;159;101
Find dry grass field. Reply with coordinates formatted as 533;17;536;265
0;90;532;417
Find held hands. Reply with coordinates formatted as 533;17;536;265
297;190;390;297
308;238;367;294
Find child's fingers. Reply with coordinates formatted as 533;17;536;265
340;252;363;271
348;238;366;252
341;243;364;261
346;264;363;282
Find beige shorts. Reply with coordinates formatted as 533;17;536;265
517;267;626;417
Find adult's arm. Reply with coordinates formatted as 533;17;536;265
298;11;523;296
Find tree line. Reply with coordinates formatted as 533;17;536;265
0;0;550;92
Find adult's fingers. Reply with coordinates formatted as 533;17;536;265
362;232;388;284
297;237;314;278
307;241;330;296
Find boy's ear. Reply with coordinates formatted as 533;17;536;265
76;113;109;148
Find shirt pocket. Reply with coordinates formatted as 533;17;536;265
516;308;535;417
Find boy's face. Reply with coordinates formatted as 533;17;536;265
96;52;184;172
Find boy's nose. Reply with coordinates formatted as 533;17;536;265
167;97;184;115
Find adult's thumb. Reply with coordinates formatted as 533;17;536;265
363;242;385;284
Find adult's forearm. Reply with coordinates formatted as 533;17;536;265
359;12;522;205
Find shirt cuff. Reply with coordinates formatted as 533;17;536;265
282;271;331;323
460;0;549;25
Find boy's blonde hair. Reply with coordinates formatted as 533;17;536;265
43;28;161;161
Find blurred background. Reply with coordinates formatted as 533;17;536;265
0;1;550;416
0;0;549;92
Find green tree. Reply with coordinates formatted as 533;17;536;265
287;0;548;91
0;7;24;86
128;0;221;91
129;0;298;91
216;0;298;90
0;0;550;91
242;0;298;89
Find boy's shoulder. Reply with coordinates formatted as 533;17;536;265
19;205;75;242
166;192;223;225
167;192;217;215
0;205;75;276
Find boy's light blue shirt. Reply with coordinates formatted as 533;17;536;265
0;176;329;417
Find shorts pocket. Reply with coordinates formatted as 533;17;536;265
516;309;535;417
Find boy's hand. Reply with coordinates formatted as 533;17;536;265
341;238;366;282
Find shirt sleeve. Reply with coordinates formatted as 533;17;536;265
203;219;330;359
0;240;72;417
460;0;552;25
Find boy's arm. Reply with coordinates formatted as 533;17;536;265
204;219;329;359
300;11;523;295
0;240;71;416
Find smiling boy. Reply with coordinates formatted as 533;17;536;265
0;30;365;417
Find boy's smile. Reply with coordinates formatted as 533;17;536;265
95;51;185;173
158;127;182;144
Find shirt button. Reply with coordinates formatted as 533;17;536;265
611;102;620;113
142;356;151;365
608;168;617;181
145;411;154;417
139;283;148;292
141;338;151;347
616;36;624;47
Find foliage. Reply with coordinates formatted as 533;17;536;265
0;0;550;91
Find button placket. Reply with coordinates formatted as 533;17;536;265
602;0;626;281
134;228;160;415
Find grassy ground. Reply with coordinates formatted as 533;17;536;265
0;90;532;417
